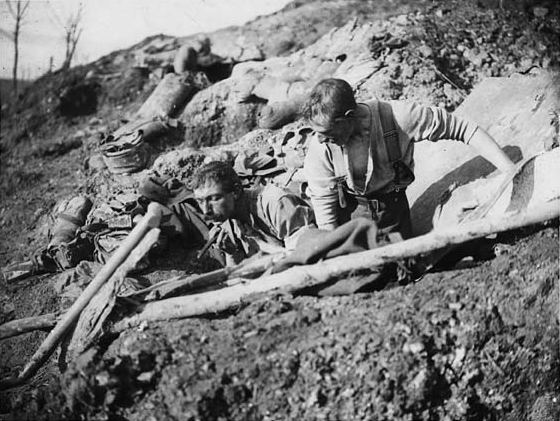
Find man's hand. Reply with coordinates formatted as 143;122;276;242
209;222;238;255
197;222;236;259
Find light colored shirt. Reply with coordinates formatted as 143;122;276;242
304;99;479;229
245;184;316;250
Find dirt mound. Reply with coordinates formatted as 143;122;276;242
50;226;558;421
0;1;559;420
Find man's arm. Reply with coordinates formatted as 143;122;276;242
303;136;342;230
393;101;516;173
467;127;516;173
272;194;317;248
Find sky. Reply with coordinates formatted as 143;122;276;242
0;0;292;80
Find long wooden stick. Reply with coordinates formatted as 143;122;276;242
113;199;559;331
0;229;162;342
0;313;61;340
126;252;284;301
67;228;161;359
0;203;162;390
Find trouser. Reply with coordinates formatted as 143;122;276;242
338;189;412;239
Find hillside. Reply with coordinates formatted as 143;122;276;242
0;0;559;420
0;78;33;106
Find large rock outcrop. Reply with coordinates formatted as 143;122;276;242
409;70;560;235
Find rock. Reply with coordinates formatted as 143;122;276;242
410;72;560;235
463;48;488;67
492;244;512;256
1;296;15;324
334;57;382;87
443;83;464;105
234;36;264;62
401;64;415;79
88;153;107;171
137;371;155;383
73;130;86;139
85;70;97;80
418;44;434;58
532;7;549;19
529;393;559;421
410;368;428;390
451;346;467;369
402;342;425;354
519;58;536;71
416;68;437;84
393;14;409;25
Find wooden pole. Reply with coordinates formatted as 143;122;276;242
114;200;559;331
67;228;161;358
126;252;284;301
0;313;60;340
0;203;162;390
0;229;162;342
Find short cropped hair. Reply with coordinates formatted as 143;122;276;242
191;161;242;194
302;78;357;128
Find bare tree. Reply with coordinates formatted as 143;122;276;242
6;0;31;95
48;2;84;71
61;4;84;70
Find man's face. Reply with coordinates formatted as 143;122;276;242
311;115;355;146
194;180;238;223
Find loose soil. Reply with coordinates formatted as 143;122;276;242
1;1;559;420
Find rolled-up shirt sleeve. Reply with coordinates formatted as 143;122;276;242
303;136;340;229
391;101;479;144
271;195;316;250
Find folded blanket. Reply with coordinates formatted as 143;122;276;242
281;218;385;265
274;218;414;295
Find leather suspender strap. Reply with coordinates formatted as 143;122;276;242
327;142;346;181
325;142;348;208
374;100;415;186
377;100;401;164
326;100;402;209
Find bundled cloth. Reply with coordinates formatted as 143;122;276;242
280;218;388;265
258;94;307;130
274;218;417;295
137;171;192;206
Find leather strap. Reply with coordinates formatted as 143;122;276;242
377;100;401;164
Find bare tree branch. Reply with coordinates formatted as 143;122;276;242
20;0;29;17
60;3;84;70
6;0;31;95
5;0;15;17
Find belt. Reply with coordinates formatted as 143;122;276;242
353;189;405;214
353;188;405;201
